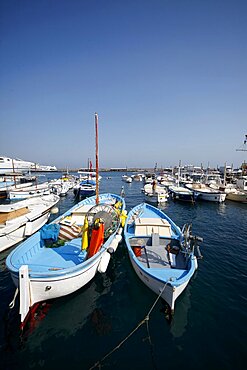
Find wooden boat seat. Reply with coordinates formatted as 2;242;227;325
135;217;171;237
0;207;29;223
60;205;94;226
151;232;160;246
71;204;94;215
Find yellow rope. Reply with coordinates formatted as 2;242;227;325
89;281;169;370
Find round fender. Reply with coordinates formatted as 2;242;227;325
98;252;111;273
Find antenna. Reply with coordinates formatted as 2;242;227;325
236;134;247;152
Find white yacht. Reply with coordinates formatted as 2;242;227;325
0;156;57;174
0;156;35;174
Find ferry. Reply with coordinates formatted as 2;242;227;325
0;156;57;174
0;156;35;174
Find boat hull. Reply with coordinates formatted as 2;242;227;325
170;191;194;202
129;257;196;311
10;251;103;306
8;188;50;200
226;192;247;203
195;191;226;202
79;188;96;197
186;184;226;202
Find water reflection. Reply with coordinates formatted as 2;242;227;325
169;285;192;338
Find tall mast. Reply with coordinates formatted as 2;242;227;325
12;159;16;188
95;112;99;204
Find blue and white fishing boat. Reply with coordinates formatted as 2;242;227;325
124;203;203;313
74;179;96;198
6;193;126;328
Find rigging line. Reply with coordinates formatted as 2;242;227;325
145;281;169;319
89;281;169;370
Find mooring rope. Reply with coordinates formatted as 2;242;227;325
9;287;19;309
89;281;169;370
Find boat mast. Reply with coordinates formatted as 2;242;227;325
178;160;181;187
11;158;17;188
95;112;99;204
236;134;247;176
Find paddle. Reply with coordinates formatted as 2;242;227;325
141;245;150;268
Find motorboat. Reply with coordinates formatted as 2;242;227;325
144;183;169;204
185;183;226;202
169;185;195;202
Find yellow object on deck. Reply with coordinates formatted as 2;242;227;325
114;201;122;209
81;216;89;250
120;210;127;227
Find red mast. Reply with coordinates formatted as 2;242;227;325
95;112;99;204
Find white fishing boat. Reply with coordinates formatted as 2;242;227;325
7;182;51;200
0;181;34;199
0;194;60;252
185;183;226;202
144;183;169;204
49;178;71;196
6;192;126;328
124;203;203;313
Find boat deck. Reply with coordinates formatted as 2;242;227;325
23;239;87;273
129;236;187;269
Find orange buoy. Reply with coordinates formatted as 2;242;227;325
87;223;104;258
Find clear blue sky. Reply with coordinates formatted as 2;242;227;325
0;0;246;169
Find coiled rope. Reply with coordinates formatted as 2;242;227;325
89;280;169;370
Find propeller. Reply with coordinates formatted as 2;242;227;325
181;223;203;255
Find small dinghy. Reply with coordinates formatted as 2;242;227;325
6;193;126;328
124;203;203;314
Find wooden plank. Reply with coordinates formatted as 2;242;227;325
0;207;29;223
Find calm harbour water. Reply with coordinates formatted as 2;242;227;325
1;172;247;370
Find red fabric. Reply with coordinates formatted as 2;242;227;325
133;247;142;257
87;223;104;258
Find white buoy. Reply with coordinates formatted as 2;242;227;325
98;233;122;273
98;252;111;273
50;207;59;214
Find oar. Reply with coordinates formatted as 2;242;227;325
142;245;150;268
